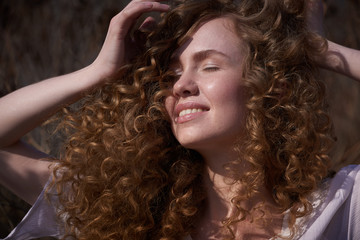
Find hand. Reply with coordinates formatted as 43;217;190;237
305;0;360;82
91;0;170;80
305;0;325;36
305;0;325;37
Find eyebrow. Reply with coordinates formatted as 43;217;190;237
170;49;230;65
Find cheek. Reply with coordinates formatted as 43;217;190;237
210;81;244;107
229;88;245;107
164;96;175;117
212;83;247;123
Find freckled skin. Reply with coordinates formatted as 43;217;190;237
165;18;247;154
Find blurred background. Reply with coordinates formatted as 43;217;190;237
0;0;359;238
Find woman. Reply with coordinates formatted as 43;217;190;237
1;0;360;239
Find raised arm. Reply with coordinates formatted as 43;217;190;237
306;0;360;82
319;41;360;82
0;0;170;204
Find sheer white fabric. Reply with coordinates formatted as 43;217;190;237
284;164;360;239
2;179;64;240
2;165;360;240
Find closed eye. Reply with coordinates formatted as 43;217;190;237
203;66;220;72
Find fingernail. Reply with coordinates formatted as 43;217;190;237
162;4;171;10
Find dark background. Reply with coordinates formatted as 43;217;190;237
0;0;359;237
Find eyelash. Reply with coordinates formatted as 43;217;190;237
203;66;220;72
168;64;220;78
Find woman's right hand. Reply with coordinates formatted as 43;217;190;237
0;0;170;148
0;1;170;204
91;0;170;81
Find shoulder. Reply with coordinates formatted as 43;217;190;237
328;164;360;195
334;164;360;180
297;165;360;239
2;177;64;240
327;164;360;205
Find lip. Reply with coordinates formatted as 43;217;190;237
174;102;209;124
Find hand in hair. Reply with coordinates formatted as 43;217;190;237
305;0;325;36
306;0;360;81
0;0;170;204
91;0;170;80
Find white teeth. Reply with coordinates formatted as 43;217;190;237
179;108;205;117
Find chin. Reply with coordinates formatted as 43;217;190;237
177;137;226;152
177;137;207;151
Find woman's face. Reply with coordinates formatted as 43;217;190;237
165;17;246;153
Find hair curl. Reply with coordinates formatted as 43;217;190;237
51;0;334;239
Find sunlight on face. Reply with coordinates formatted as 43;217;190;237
165;17;247;154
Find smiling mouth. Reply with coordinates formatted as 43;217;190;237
178;108;207;117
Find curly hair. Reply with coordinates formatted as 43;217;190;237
51;0;333;239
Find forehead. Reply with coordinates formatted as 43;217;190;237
173;17;243;61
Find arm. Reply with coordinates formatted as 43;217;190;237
0;66;107;148
319;41;360;82
0;65;104;205
306;0;360;82
0;0;170;204
0;141;51;205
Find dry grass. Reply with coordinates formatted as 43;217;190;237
0;0;359;237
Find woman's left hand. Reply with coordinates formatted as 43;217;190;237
305;0;360;82
305;0;325;36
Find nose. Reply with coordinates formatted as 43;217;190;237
172;71;199;98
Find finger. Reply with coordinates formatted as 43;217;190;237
123;1;170;20
112;1;170;39
139;16;157;32
305;0;325;35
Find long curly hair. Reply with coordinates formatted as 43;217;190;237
51;0;333;239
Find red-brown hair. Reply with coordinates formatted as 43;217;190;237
51;0;333;239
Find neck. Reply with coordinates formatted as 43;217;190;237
199;148;251;219
193;147;283;239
